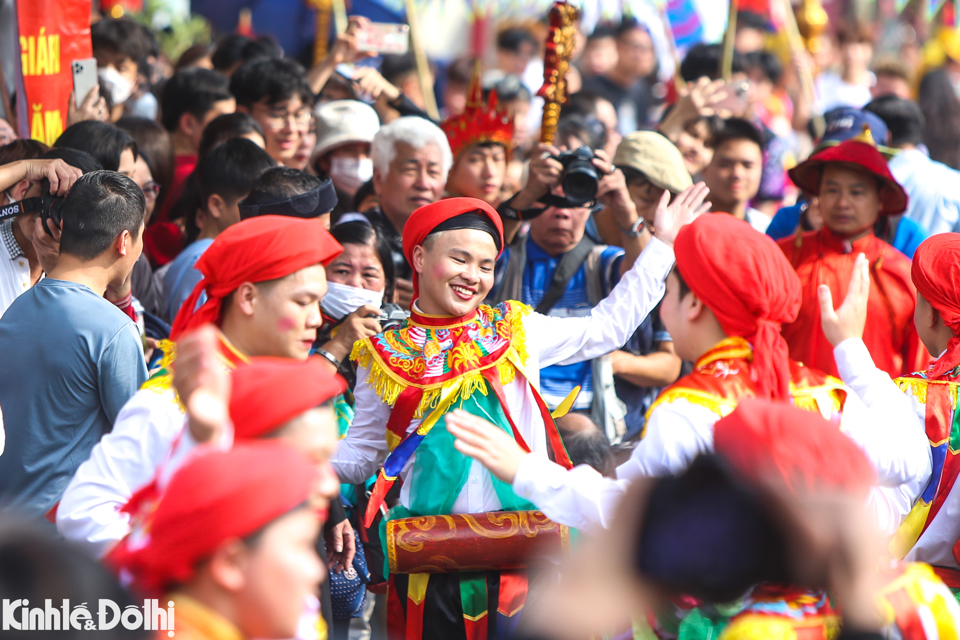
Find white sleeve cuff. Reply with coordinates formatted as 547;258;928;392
513;452;563;501
638;237;676;282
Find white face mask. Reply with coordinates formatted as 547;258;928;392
329;157;374;195
321;281;383;320
98;67;135;106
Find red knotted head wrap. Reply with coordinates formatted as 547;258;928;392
230;357;347;440
401;197;503;303
110;441;318;593
912;234;960;377
675;214;802;400
170;215;342;340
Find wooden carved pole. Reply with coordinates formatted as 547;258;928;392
538;1;579;145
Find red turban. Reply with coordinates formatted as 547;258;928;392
231;357;347;439
111;441;317;593
170;215;342;340
912;234;960;377
674;214;801;400
401;197;503;302
714;398;875;497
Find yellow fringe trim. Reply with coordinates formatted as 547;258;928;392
895;377;929;404
139;339;181;406
350;302;530;416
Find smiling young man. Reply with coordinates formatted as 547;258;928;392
779;132;926;379
231;57;314;167
333;191;706;639
57;215;342;556
440;65;513;206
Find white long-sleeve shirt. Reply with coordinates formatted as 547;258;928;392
513;340;931;535
56;387;185;557
834;338;955;568
332;238;677;515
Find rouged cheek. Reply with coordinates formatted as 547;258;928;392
277;316;298;332
432;263;449;279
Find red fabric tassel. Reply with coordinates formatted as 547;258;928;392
497;571;528;617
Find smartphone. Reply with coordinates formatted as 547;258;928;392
72;58;98;109
714;80;750;115
355;23;410;55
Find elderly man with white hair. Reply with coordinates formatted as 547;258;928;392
363;116;453;309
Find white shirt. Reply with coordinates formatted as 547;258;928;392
745;208;773;234
332;238;677;515
888;147;960;235
0;219;33;317
513;338;931;535
834;338;958;568
814;71;874;114
57;386;186;557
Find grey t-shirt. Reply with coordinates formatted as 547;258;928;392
0;279;147;516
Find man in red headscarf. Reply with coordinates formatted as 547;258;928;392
57;215;342;558
778;132;927;379
332;187;708;639
111;441;333;640
819;234;960;589
446;214;928;540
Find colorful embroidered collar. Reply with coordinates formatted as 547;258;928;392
352;302;530;416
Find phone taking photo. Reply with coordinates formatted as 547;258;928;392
355;23;410;56
71;58;98;109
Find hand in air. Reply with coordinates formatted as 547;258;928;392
446;409;527;485
819;253;870;348
652;182;711;248
173;325;231;445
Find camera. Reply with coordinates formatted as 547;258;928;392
378;303;409;332
0;179;64;236
551;146;600;206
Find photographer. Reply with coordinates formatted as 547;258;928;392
0;149;98;316
490;133;647;421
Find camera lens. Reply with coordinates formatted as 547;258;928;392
562;161;599;206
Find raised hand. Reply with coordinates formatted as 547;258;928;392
173;325;231;445
819;253;870;348
446;409;527;484
652;182;711;248
23;158;83;196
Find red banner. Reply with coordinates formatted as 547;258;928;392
16;0;93;145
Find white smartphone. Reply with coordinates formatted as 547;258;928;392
72;58;98;109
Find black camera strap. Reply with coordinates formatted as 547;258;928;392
536;234;598;315
0;197;43;221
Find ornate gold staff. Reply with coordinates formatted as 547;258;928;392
538;1;579;145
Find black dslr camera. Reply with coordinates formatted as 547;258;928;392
0;178;65;236
551;146;600;206
378;303;410;332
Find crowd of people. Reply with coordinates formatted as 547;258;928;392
3;4;960;640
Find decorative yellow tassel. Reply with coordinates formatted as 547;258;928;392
895;377;928;405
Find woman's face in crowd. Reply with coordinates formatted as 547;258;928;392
676;119;714;176
248;95;310;165
325;242;386;293
818;165;882;239
290;118;318;172
446;144;507;205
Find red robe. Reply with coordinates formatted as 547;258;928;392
778;228;927;379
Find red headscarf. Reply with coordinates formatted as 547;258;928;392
912;234;960;377
230;357;347;439
170;216;342;340
110;441;317;593
714;398;875;496
675;214;801;400
401;197;503;302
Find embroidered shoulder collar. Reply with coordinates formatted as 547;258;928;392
352;301;530;411
695;336;753;371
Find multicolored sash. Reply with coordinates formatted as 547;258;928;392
890;370;960;560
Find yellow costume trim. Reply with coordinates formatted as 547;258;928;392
896;376;929;404
890;501;933;560
645;388;740;422
351;303;530;417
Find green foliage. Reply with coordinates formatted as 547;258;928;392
132;0;212;63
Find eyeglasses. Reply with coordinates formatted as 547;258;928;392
258;106;313;130
141;181;160;201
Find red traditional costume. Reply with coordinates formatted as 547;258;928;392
779;136;926;379
333;196;680;639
